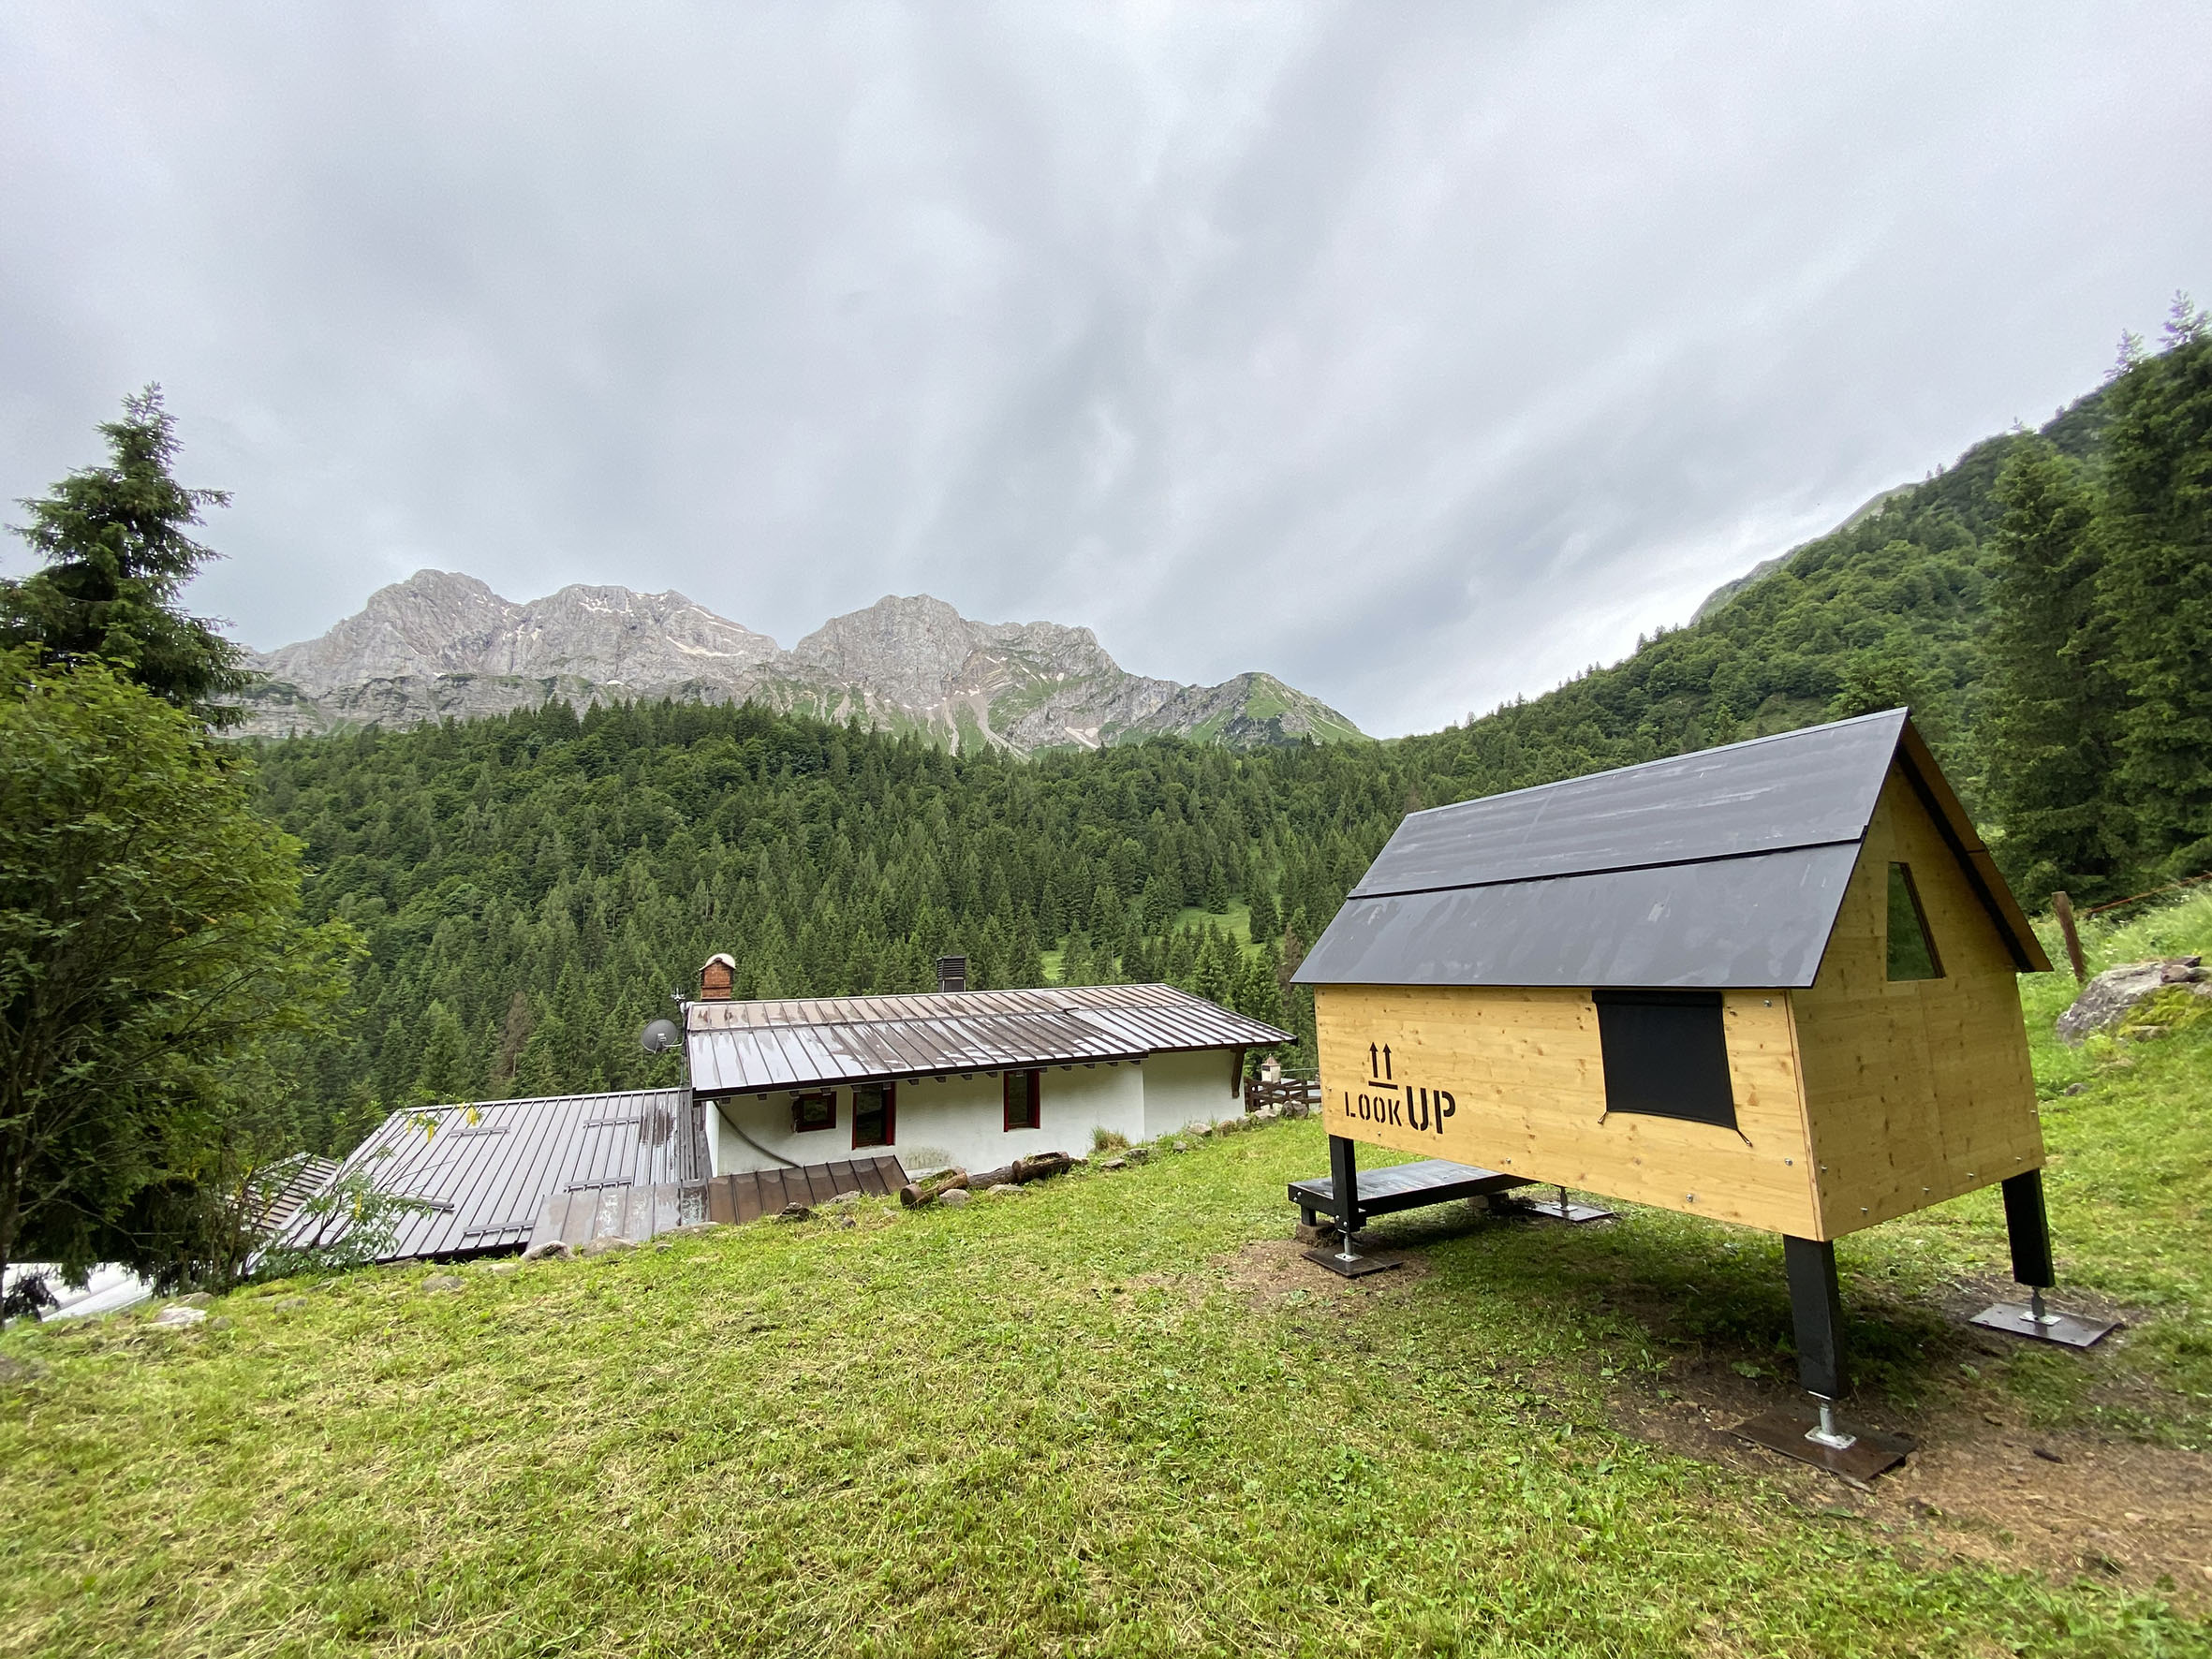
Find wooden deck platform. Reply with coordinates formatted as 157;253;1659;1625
1288;1157;1530;1226
526;1154;908;1253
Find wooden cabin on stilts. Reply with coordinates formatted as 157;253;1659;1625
1290;709;2111;1478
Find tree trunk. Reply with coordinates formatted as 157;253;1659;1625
968;1151;1079;1189
898;1168;970;1208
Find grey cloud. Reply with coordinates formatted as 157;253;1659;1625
2;1;2206;736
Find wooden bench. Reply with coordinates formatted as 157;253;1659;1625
1289;1157;1531;1231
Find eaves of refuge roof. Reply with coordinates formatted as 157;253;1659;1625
685;981;1292;1095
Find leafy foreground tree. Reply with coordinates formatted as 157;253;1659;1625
1;385;249;727
0;649;356;1295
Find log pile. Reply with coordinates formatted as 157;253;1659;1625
898;1151;1079;1208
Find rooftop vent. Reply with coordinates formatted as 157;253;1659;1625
936;955;968;994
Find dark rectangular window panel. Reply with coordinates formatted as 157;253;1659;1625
1003;1069;1041;1132
853;1081;895;1150
791;1090;836;1133
1594;989;1737;1131
1885;862;1943;981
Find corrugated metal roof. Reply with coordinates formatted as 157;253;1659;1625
276;1088;706;1261
686;982;1290;1096
249;1153;342;1238
1297;710;2047;990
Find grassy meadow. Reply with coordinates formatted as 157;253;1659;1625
3;899;2210;1657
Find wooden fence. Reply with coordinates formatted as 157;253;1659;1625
1243;1073;1321;1114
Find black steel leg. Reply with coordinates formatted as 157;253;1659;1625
1783;1236;1846;1401
1971;1167;2117;1346
1328;1134;1360;1241
1733;1238;1913;1479
2001;1170;2055;1288
1305;1134;1399;1278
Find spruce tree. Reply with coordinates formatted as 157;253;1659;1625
2101;313;2212;874
1246;884;1281;942
3;388;251;727
1202;860;1231;915
1193;927;1236;1006
1979;442;2126;897
413;1001;477;1104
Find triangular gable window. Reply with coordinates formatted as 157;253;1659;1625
1885;863;1942;981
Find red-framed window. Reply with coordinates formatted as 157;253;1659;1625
1003;1068;1042;1132
853;1081;895;1149
791;1090;836;1133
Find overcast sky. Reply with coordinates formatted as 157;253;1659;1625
3;3;2206;736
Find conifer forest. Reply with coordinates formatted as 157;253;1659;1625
242;316;2211;1159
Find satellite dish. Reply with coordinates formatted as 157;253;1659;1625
641;1018;680;1054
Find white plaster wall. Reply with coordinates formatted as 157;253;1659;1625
1143;1048;1244;1139
710;1061;1146;1179
713;1090;873;1177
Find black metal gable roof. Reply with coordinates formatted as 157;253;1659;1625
1293;710;2048;990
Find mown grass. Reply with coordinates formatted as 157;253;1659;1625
3;901;2210;1656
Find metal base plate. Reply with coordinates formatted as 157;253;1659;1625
1519;1199;1615;1225
1970;1301;2118;1347
1303;1246;1404;1278
1733;1407;1915;1485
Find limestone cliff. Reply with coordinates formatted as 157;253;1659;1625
235;576;1364;755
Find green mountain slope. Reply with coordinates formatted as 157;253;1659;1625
1394;381;2116;812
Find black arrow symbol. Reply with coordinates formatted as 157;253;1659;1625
1369;1041;1379;1076
1381;1044;1393;1080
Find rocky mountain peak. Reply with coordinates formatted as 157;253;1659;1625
237;576;1364;755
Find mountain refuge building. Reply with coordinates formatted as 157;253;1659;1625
281;976;1290;1264
686;973;1290;1178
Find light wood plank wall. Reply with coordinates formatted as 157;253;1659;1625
1792;769;2044;1235
1315;985;1821;1236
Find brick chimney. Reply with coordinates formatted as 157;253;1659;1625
699;953;736;1002
936;955;967;993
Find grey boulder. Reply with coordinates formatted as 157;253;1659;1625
2057;957;2211;1045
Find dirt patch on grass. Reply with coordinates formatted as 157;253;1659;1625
1213;1207;2211;1608
1185;1237;1437;1314
1615;1345;2212;1609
